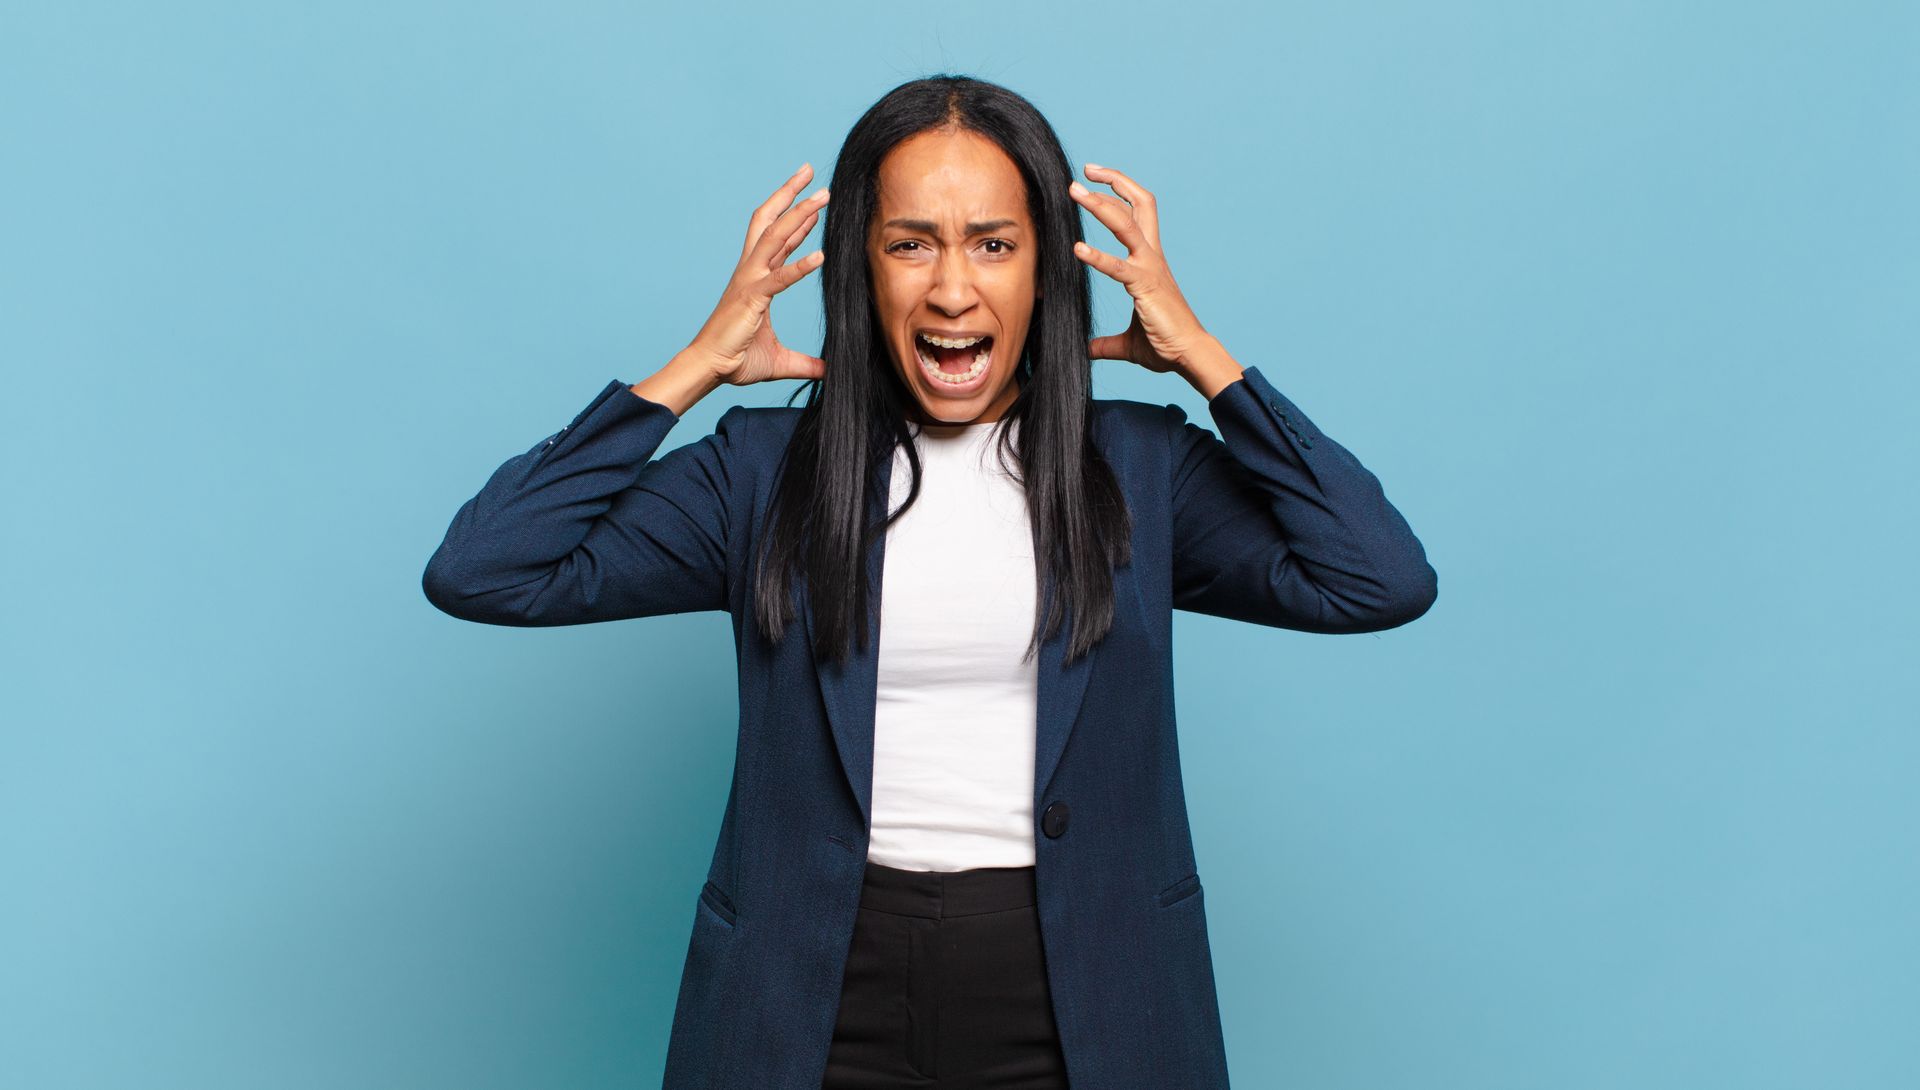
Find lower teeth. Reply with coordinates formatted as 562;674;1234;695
919;344;990;383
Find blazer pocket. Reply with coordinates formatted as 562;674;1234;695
1156;872;1202;908
699;879;739;928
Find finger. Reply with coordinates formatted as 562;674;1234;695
747;187;829;273
1071;239;1141;287
747;184;827;269
760;248;825;296
766;207;821;271
774;347;828;382
1083;163;1160;250
1087;333;1128;361
741;164;814;262
1069;181;1151;255
742;163;814;262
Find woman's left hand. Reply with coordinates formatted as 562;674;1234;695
1069;164;1214;375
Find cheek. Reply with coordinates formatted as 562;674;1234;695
992;264;1038;305
871;278;915;320
992;290;1036;329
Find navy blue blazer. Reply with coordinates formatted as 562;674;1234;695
422;365;1436;1089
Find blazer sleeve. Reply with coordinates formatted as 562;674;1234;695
1167;365;1437;634
421;378;739;626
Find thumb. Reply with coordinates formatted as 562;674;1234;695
1087;334;1125;361
775;348;828;381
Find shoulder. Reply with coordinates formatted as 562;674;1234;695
708;403;805;442
1094;394;1180;428
1093;394;1190;455
698;405;806;484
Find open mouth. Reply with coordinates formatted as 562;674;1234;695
913;331;993;386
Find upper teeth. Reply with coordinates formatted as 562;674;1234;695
920;333;986;349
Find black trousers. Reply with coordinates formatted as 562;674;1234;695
822;860;1071;1089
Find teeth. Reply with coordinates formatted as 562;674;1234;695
919;332;987;349
914;338;992;384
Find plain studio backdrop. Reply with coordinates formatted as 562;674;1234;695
1;2;1914;1088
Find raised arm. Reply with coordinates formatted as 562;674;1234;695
421;377;741;625
422;162;836;626
1168;364;1438;633
1061;161;1435;631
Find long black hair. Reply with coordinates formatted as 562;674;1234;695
752;75;1132;668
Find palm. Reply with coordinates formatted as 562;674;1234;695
737;317;797;386
1120;309;1183;373
1092;307;1181;374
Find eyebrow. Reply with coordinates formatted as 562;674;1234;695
881;217;1021;236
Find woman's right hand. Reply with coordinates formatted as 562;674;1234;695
680;163;831;387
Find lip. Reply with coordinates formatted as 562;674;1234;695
910;331;995;398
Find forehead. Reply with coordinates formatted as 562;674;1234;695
873;129;1029;227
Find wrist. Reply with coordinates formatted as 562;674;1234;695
668;347;728;389
630;351;726;417
1175;334;1246;400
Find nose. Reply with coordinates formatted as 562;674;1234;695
925;247;981;316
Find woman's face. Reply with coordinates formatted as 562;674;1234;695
867;128;1039;425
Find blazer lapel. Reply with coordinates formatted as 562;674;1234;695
1030;561;1096;811
803;447;888;830
804;434;1099;832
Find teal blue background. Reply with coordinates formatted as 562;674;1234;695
3;1;1914;1087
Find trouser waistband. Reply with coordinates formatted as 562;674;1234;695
858;860;1037;919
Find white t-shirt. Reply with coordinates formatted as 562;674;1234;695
866;415;1040;872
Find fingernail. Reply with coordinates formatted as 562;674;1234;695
1085;162;1103;170
1069;181;1088;195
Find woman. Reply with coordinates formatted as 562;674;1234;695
423;76;1436;1090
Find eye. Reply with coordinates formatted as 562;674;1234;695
982;238;1015;255
886;240;923;254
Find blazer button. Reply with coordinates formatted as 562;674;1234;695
1041;801;1070;838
